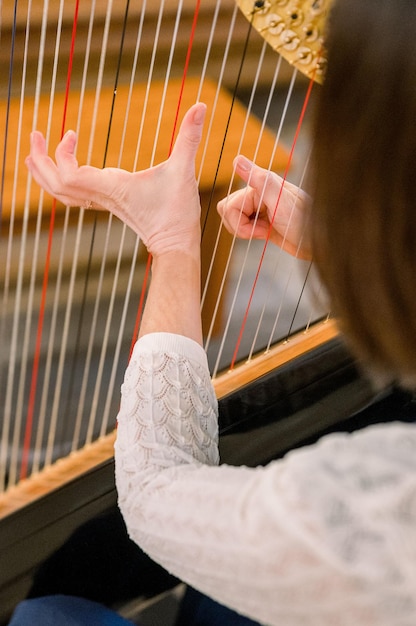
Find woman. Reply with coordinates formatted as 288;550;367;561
25;0;416;623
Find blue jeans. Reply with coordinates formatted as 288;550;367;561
176;587;261;626
8;595;136;626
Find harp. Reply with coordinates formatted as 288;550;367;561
0;0;385;621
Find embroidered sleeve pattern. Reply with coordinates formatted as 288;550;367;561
115;334;219;480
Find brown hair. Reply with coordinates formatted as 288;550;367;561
310;0;416;381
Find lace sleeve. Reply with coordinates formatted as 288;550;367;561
115;333;416;626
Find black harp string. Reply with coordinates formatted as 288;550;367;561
284;259;313;341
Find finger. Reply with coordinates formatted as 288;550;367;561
233;155;272;195
27;131;93;207
220;201;270;240
217;189;242;219
217;188;254;237
54;131;101;194
170;103;206;170
26;131;64;196
54;130;79;172
49;131;111;197
217;186;261;223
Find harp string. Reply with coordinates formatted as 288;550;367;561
198;2;240;318
267;172;316;351
209;63;296;376
201;10;269;355
11;0;64;484
131;0;202;349
70;0;146;448
126;0;168;355
0;0;21;489
250;146;312;359
0;0;18;226
195;0;236;191
284;259;313;341
26;0;111;477
64;0;116;435
193;0;222;106
203;44;282;361
200;3;252;242
19;0;64;480
40;0;89;467
230;71;316;370
47;0;101;461
26;0;79;472
70;0;136;453
168;0;202;155
63;0;141;454
148;0;185;166
53;0;157;461
0;0;35;490
20;0;82;480
200;33;286;322
132;0;188;344
0;28;16;377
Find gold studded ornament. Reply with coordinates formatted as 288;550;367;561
235;0;334;83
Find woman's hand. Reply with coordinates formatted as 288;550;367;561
217;155;312;259
26;103;207;259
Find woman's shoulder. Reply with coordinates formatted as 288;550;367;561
281;421;416;494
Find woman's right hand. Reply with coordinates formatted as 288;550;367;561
217;155;312;259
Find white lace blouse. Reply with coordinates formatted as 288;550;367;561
115;332;416;626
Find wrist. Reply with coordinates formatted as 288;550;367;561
139;246;203;345
147;226;201;262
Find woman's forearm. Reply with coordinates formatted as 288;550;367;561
138;242;203;346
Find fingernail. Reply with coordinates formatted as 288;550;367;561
236;155;254;171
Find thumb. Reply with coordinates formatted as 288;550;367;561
170;103;206;169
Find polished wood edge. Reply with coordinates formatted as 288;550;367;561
0;319;338;519
212;318;339;400
0;432;116;520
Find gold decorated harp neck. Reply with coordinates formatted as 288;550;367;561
235;0;334;83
